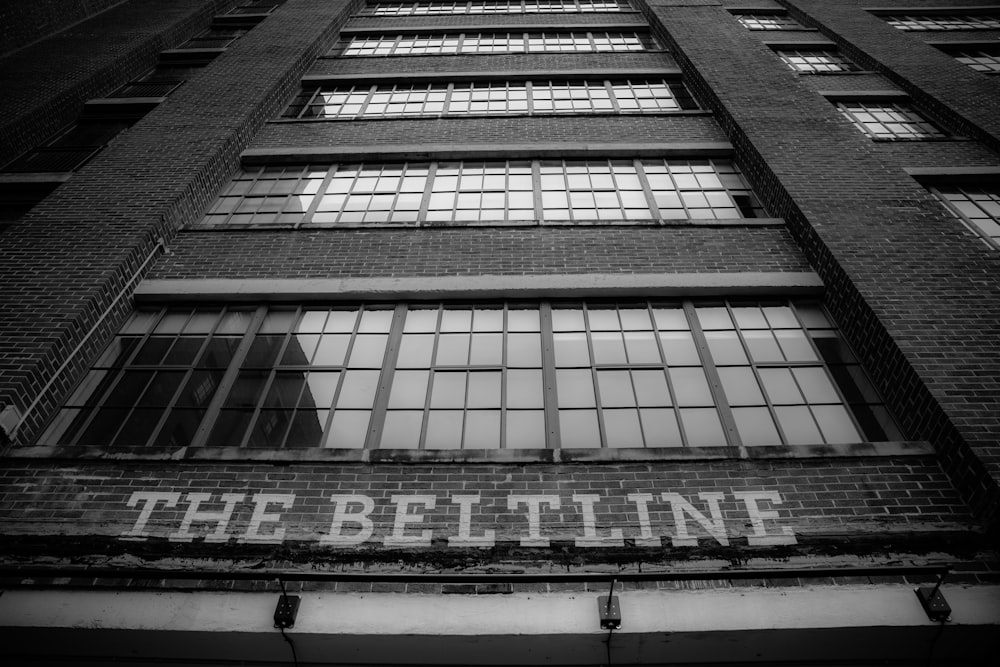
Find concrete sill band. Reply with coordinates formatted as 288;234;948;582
10;441;933;464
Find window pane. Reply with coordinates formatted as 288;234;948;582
557;369;596;407
464;410;501;448
325;410;370;448
425;410;464;449
733;407;782;446
679;408;726;446
603;409;644;447
559;409;601;447
381;411;424;448
506;410;547;448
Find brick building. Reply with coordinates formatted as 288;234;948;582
1;0;999;664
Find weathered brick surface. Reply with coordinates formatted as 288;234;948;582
254;115;726;147
0;0;363;445
0;457;980;564
780;0;1000;153
150;226;807;279
309;51;678;75
0;0;126;58
0;0;238;166
634;0;1000;530
868;140;1000;168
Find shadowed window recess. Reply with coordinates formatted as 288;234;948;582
927;182;1000;249
40;301;903;450
835;101;946;140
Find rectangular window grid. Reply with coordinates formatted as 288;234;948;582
282;79;694;119
953;48;1000;73
885;15;1000;31
200;158;764;227
363;1;631;16
836;101;945;140
40;301;902;450
337;31;655;56
176;28;246;49
2;120;134;173
929;184;1000;248
736;14;804;30
776;49;860;73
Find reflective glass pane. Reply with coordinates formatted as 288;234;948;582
624;331;660;363
507;369;543;408
347;334;388;367
603;409;644;447
792;367;841;403
758;368;802;405
774;405;822;445
632;370;671;406
464;410;501;448
285;410;328;448
507;333;542;367
659;331;700;365
430;372;467;408
247;409;292;447
313;335;351;366
775;330;817;361
743;330;783;362
559;409;601;448
669;367;713;406
114;408;161;446
591;332;627;364
470;333;503;365
380;411;423;448
553;332;590;366
324;410;370;448
206;409;253;446
336;370;380;408
717;366;765;406
597;370;635;407
733;407;782;446
397;334;435;367
137;370;184;406
226;371;267;408
696;307;733;330
640;408;683;447
388;370;429;409
506;410;546;448
301;371;340;408
705;331;748;365
812;405;861;444
557;369;596;407
467;371;502;408
679;408;726;446
280;334;319;365
425;410;464;449
436;334;471;365
153;408;204;447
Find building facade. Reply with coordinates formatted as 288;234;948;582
1;0;999;664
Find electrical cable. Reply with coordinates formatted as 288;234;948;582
603;626;614;667
277;578;300;667
924;618;947;667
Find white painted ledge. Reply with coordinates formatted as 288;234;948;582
1;585;998;664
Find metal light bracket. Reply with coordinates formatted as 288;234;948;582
915;570;951;622
598;595;621;630
274;594;300;629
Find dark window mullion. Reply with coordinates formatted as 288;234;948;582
189;306;268;448
539;303;561;449
684;301;743;450
366;304;409;449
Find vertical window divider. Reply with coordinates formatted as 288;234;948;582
416;162;438;227
526;80;534;115
366;305;408;449
539;303;561;449
585;305;611;448
189;306;268;449
531;160;544;223
443;83;455;117
606;80;621;114
683;302;744;453
633;159;662;225
300;164;336;228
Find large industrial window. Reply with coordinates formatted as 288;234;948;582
835;101;945;140
734;13;804;31
951;47;1000;73
928;183;1000;248
1;120;135;173
362;0;631;15
775;49;861;73
883;14;1000;31
39;300;902;450
335;31;655;56
281;80;696;119
199;159;764;227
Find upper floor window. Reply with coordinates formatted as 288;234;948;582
282;79;696;119
928;183;1000;248
735;12;804;31
951;46;1000;73
883;14;1000;31
361;0;631;16
175;28;246;49
836;101;945;140
199;158;764;227
39;300;901;451
776;48;861;73
227;0;285;14
335;31;656;56
1;120;135;173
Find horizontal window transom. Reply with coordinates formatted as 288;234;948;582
336;31;656;56
361;0;632;16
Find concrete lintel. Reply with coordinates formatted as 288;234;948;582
818;90;909;101
338;22;649;34
135;272;824;302
865;6;1000;16
301;68;683;84
763;40;836;49
905;166;1000;178
241;142;734;163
